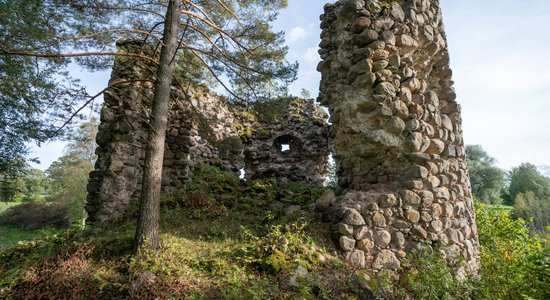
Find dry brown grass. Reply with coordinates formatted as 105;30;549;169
13;243;124;299
186;190;213;209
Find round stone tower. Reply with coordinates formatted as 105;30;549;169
318;0;479;275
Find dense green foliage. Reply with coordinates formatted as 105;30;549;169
505;162;550;204
514;191;550;234
474;201;548;299
0;0;104;175
464;147;549;297
0;177;18;203
372;252;473;300
0;202;70;230
370;201;549;300
0;169;48;203
13;169;48;202
465;145;506;204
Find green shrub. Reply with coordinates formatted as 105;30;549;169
188;165;240;196
369;201;549;300
474;200;548;299
0;202;70;230
185;165;325;210
373;251;473;300
513;191;550;234
239;223;327;273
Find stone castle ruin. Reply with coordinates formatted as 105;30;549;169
318;0;479;274
86;41;330;223
87;0;479;274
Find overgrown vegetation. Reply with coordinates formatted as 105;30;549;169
0;169;48;202
474;201;548;299
0;166;353;299
1;166;548;299
368;201;549;300
371;251;473;300
0;225;57;253
0;203;60;251
0;202;70;230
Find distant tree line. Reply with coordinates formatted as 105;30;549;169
0;119;98;228
466;145;550;233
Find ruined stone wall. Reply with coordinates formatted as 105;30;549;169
86;42;332;222
318;0;479;275
86;41;242;223
243;99;330;185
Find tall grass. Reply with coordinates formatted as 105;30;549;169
0;202;19;214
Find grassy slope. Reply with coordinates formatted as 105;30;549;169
485;204;514;214
0;226;49;251
0;202;19;214
0;168;357;299
0;203;56;251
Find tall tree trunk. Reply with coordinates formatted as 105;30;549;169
133;0;181;254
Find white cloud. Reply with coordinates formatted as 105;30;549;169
287;26;308;44
441;0;550;168
453;53;550;96
303;47;319;63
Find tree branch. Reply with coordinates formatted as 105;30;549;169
59;28;164;45
185;48;246;103
180;7;249;54
1;49;159;64
49;79;155;138
69;2;166;19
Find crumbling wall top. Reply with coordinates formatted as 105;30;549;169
242;98;330;184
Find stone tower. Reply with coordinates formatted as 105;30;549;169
318;0;479;274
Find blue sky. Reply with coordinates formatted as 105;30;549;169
273;0;550;170
31;0;550;172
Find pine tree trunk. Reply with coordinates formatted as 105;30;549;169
133;0;181;254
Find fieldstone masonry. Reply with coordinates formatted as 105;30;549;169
243;98;330;185
318;0;479;274
86;41;331;222
86;41;244;222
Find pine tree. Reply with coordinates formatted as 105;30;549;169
2;0;295;252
